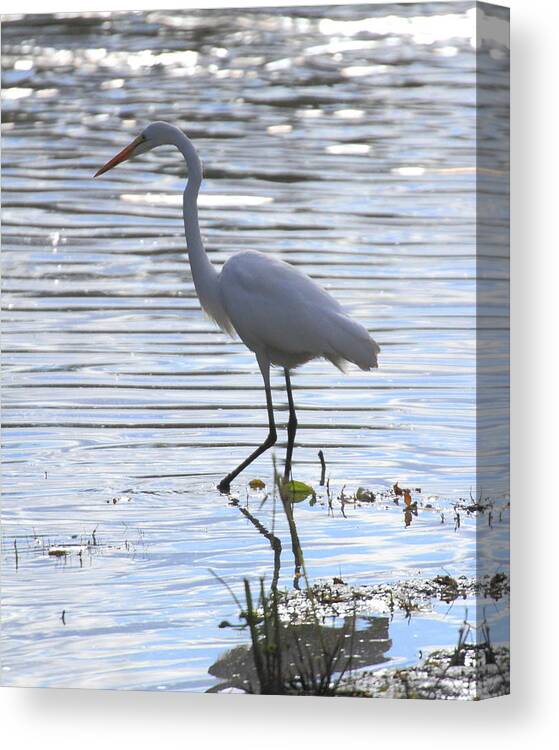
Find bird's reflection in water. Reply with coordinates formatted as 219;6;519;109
229;497;283;590
229;483;304;589
215;493;391;694
208;616;391;694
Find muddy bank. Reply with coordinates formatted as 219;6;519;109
209;573;510;698
273;573;510;699
341;645;510;700
276;573;510;623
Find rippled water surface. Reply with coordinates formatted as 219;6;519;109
1;3;509;691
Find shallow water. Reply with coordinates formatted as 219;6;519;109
1;3;509;691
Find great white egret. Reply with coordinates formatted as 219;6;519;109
94;122;380;493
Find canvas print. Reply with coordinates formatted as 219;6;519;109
1;2;510;699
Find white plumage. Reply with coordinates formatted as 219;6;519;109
220;250;379;372
94;121;380;492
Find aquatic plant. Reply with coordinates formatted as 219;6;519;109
225;577;359;696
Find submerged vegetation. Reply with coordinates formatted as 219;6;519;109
241;454;510;532
7;525;145;571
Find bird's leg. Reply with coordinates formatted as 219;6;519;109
217;382;277;493
283;368;298;482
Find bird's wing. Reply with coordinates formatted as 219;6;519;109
219;251;379;370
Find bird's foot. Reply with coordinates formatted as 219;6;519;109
217;478;231;494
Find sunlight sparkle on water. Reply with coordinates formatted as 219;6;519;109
318;13;476;45
326;144;371;155
333;109;365;120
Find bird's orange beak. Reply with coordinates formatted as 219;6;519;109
94;135;144;177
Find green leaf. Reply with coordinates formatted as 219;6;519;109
355;487;375;502
282;480;315;502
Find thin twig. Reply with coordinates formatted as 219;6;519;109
318;450;326;486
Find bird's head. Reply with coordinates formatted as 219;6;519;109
94;121;182;177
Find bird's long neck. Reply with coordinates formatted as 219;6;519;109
174;132;230;332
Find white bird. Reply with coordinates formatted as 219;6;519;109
95;122;380;492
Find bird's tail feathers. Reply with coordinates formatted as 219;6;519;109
325;312;380;371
